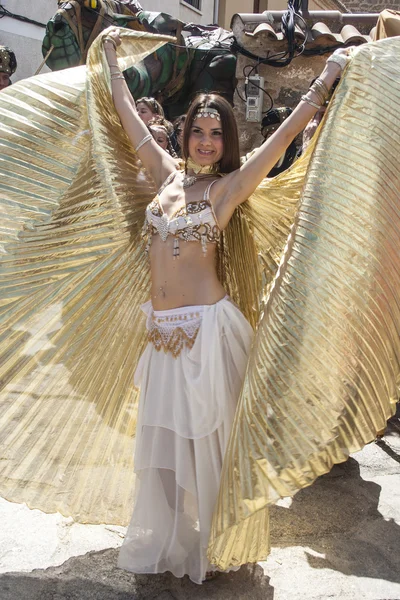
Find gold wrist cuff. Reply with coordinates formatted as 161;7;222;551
301;95;322;110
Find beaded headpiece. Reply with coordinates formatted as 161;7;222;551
194;107;221;121
0;46;17;76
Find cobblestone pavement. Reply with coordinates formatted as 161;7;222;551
1;413;399;600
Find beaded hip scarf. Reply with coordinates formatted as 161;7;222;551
148;306;203;358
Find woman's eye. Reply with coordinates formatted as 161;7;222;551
212;130;222;136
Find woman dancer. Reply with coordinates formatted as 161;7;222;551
103;29;350;584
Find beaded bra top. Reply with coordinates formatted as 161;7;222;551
143;171;221;258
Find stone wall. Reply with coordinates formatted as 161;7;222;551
232;33;328;154
342;0;399;12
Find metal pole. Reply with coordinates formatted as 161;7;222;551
213;0;220;25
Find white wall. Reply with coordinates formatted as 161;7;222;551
143;1;215;24
0;0;56;83
180;0;215;24
2;0;55;24
0;1;215;84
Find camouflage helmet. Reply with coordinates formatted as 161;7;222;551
0;46;17;75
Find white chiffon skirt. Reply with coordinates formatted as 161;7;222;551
118;296;253;584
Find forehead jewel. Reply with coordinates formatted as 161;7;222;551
194;107;221;121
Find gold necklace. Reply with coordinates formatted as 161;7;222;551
183;158;219;188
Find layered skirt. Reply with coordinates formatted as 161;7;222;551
118;296;253;584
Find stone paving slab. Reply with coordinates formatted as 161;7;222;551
0;414;399;600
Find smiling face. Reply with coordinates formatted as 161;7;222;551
188;116;224;167
182;94;240;174
137;102;156;125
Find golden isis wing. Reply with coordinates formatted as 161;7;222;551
0;30;174;525
208;38;400;568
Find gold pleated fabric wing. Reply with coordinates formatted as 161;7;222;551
0;27;313;526
0;30;174;525
208;38;400;568
0;27;398;558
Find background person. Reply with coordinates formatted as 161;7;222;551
136;96;164;124
147;118;177;157
0;46;17;91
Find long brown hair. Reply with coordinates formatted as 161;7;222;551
182;93;240;174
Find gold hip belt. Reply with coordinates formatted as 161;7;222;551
148;305;204;358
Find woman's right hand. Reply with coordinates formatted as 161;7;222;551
103;28;122;59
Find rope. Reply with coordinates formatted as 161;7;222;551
35;45;55;75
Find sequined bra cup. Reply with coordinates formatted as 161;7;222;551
143;172;221;258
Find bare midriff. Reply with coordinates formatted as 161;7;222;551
149;235;225;310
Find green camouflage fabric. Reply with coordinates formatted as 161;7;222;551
42;0;236;116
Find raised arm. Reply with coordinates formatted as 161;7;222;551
217;49;351;209
103;31;177;189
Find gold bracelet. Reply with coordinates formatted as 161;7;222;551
312;82;327;101
301;95;322;110
315;77;329;98
308;83;326;106
311;80;328;104
111;73;124;81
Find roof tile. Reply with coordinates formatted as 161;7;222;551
233;11;378;47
